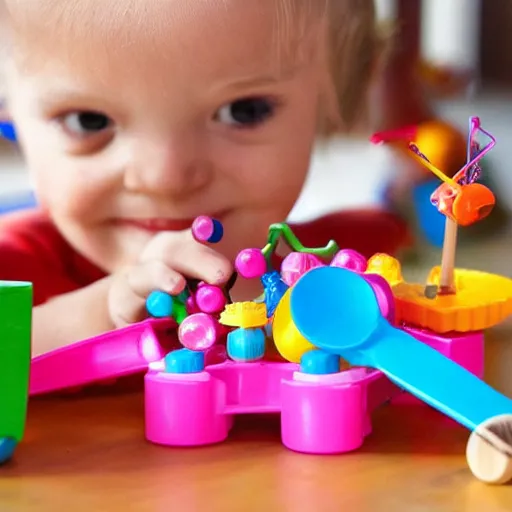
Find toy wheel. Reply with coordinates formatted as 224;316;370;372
0;437;17;464
466;415;512;485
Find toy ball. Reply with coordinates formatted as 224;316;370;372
235;248;267;279
409;120;467;178
178;313;220;351
195;284;227;314
330;249;367;273
280;252;324;287
192;216;223;244
146;290;173;318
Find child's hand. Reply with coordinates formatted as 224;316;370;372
107;231;233;327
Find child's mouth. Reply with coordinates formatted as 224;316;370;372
117;218;197;232
116;213;227;233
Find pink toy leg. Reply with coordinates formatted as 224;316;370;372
145;371;229;446
280;378;365;454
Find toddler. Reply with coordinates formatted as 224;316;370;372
0;0;408;356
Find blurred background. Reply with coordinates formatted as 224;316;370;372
0;0;511;236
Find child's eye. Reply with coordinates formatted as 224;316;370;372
215;97;276;128
61;111;112;136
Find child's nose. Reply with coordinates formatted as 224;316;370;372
124;137;211;196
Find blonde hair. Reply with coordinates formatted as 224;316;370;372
321;0;382;134
1;0;381;134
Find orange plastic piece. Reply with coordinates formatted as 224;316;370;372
431;180;495;227
367;255;512;333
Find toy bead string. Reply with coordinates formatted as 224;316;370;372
453;116;496;186
408;143;459;188
261;223;339;263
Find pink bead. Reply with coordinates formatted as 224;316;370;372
235;248;267;279
280;252;325;287
330;249;368;273
195;284;227;314
185;295;200;315
178;313;220;351
192;216;214;242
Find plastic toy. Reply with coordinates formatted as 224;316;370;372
288;266;512;484
26;116;512;483
142;210;511;486
372;117;507;247
0;281;32;464
29;318;176;396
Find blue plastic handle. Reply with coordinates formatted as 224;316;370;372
290;266;512;430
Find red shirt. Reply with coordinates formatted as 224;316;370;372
0;209;410;306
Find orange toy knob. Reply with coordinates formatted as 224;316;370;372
431;182;495;227
452;183;495;226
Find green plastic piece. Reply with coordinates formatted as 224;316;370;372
0;281;32;444
172;300;188;324
261;223;339;263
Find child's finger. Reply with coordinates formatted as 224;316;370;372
109;262;185;327
141;233;233;285
127;260;186;298
164;242;232;285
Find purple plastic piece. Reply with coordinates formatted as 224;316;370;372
195;284;227;314
178;313;220;351
330;249;368;273
235;248;267;279
280;252;324;287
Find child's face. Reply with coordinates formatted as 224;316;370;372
6;0;323;270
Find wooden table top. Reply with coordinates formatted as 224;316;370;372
2;235;512;511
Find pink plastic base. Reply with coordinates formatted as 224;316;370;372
144;328;485;453
145;362;400;454
395;327;484;407
29;319;178;396
406;327;484;378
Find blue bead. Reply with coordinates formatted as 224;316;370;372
300;350;340;375
227;328;266;362
164;348;205;374
146;290;174;318
0;437;17;464
0;122;17;143
208;219;224;244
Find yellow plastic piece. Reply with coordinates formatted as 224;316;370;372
272;287;315;363
366;253;404;286
219;301;268;328
367;255;512;333
393;268;512;333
